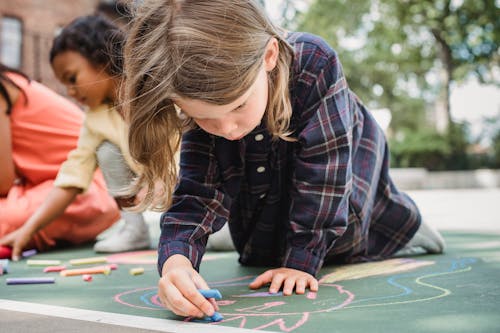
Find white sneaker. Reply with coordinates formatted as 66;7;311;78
94;212;151;253
395;220;445;256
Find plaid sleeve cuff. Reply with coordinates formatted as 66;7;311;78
157;240;204;276
282;246;324;277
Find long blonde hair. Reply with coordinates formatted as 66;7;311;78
123;0;294;211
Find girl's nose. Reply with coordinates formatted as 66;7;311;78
66;85;78;98
214;119;237;136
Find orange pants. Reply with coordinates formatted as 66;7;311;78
0;173;119;251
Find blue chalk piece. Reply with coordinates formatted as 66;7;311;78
210;311;224;322
191;311;224;323
22;249;37;258
0;259;9;274
191;317;213;323
198;289;222;300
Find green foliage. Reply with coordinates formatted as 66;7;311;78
297;0;499;170
389;122;475;170
390;128;451;170
395;0;500;84
493;130;500;168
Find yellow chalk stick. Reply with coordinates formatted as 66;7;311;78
27;259;62;266
60;265;111;277
129;267;145;276
69;256;107;266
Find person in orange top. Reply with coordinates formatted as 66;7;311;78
0;63;120;257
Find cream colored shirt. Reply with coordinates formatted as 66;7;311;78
55;104;140;191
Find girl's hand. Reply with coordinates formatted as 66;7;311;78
0;225;34;261
158;254;219;318
249;267;319;296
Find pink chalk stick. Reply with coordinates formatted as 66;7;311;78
43;265;67;273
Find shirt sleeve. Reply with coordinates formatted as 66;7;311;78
282;43;356;276
157;129;232;275
54;115;102;191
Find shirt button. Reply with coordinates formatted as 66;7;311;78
257;166;266;173
254;134;264;141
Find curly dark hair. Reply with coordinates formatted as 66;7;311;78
49;15;125;77
0;63;29;115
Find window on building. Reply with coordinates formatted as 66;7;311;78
1;16;22;69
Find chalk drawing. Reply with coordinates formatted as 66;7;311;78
113;257;476;332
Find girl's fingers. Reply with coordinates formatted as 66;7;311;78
191;273;220;311
268;273;286;294
282;277;297;296
249;270;273;289
309;276;319;292
165;281;206;317
171;292;203;317
12;241;23;261
158;270;214;318
295;278;307;295
183;275;216;316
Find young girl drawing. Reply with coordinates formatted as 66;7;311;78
0;63;119;258
123;0;445;318
1;15;151;259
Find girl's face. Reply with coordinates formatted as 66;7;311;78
51;50;116;109
174;38;279;141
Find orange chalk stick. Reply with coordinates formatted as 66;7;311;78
60;265;111;277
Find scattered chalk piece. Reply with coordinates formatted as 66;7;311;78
69;256;107;266
6;277;55;285
60;265;111;277
22;249;37;258
27;259;62;267
192;311;224;323
198;289;222;300
82;274;93;282
43;265;66;273
0;259;8;274
194;289;224;323
129;267;144;276
210;311;224;322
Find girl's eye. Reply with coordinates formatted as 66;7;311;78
234;103;246;112
68;75;76;84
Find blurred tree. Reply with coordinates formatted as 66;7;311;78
389;128;451;170
394;0;500;128
493;130;500;168
297;0;499;169
297;0;499;131
297;0;430;132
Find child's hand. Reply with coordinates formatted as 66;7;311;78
249;267;319;296
0;225;33;261
158;254;219;318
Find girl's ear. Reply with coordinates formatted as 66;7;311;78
263;37;279;72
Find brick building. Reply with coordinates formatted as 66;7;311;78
0;0;127;94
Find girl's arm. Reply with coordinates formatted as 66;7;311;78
157;130;230;275
282;36;354;277
0;186;80;260
0;101;16;196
